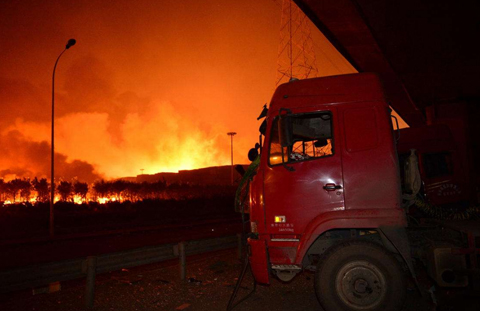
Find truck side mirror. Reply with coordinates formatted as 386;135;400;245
259;119;267;135
391;115;401;143
278;114;293;147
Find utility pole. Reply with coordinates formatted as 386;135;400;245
227;132;237;185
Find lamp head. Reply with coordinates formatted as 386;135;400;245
66;39;76;49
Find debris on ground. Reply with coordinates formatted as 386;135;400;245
176;303;191;310
187;278;202;285
1;249;474;311
154;279;170;284
111;275;143;285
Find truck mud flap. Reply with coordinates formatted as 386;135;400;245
379;225;422;295
248;238;270;285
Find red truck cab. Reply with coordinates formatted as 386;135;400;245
247;73;410;311
397;122;474;208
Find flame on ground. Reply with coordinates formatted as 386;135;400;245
2;194;122;205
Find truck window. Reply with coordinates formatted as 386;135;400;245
423;152;453;179
269;112;333;165
269;118;289;165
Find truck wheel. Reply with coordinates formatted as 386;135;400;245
314;240;406;311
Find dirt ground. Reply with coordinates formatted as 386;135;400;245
1;248;477;311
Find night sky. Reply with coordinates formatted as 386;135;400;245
1;0;355;182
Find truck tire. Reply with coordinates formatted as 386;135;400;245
314;240;406;311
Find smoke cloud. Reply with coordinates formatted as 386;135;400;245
1;70;233;181
0;130;101;182
0;0;355;181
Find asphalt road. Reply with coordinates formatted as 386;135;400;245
1;248;477;311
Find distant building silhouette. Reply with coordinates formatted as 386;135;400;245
125;165;248;186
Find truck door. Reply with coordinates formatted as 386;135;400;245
263;109;344;237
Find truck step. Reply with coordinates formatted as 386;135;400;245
271;265;302;271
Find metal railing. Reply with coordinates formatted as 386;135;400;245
0;235;241;300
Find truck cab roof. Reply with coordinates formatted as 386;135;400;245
268;73;386;114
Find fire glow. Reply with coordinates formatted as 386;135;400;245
0;0;358;183
1;191;119;206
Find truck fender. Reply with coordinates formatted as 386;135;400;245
378;226;417;280
294;210;406;265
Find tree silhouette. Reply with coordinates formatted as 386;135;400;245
74;181;89;202
93;180;110;199
124;181;141;202
57;181;73;202
6;178;24;203
151;179;167;199
0;179;6;202
111;180;127;202
0;175;236;205
32;178;50;203
19;178;32;202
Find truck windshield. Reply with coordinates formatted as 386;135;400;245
269;112;333;165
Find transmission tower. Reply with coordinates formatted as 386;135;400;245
276;0;319;86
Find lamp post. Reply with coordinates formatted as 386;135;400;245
50;39;76;237
227;132;237;185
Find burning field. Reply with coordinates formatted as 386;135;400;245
0;179;237;241
0;177;235;205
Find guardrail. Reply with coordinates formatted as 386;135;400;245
0;234;242;307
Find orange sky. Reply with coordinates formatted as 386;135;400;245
0;0;359;182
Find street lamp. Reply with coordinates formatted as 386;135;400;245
227;132;237;185
50;38;76;237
